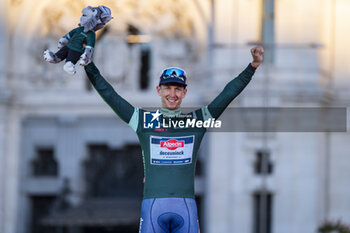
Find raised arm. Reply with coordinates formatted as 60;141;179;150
205;46;264;119
84;62;136;125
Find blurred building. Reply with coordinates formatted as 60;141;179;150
0;0;350;233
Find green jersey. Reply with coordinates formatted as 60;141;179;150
66;27;95;53
84;63;256;199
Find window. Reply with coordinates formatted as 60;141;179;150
83;144;143;198
30;195;56;233
253;191;273;233
32;148;58;177
127;24;151;90
139;44;151;90
254;150;273;175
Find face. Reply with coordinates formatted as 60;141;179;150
80;6;98;26
156;84;187;110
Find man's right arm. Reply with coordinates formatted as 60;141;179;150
84;62;136;125
197;46;263;121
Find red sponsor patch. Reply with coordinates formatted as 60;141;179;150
160;139;184;150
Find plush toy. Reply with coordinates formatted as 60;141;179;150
43;6;112;75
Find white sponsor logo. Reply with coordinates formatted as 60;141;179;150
150;136;195;165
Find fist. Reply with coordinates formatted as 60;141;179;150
78;52;89;66
250;46;264;68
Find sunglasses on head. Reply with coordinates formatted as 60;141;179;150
161;68;186;81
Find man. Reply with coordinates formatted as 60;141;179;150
84;46;263;233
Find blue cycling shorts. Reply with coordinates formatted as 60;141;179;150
139;198;200;233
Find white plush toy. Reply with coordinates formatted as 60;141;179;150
43;6;112;75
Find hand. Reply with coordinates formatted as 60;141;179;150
58;36;69;49
250;46;264;68
78;52;89;66
78;47;93;66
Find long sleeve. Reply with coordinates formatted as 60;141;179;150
207;63;256;119
84;62;136;124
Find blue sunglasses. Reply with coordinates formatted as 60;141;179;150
161;68;186;81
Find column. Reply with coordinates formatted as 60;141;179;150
0;0;8;231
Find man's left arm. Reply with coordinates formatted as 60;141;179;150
204;46;264;120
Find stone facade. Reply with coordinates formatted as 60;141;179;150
0;1;350;233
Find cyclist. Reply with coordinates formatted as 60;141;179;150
84;46;264;233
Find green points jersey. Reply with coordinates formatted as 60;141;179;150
84;62;256;199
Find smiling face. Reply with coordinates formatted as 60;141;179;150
156;84;187;110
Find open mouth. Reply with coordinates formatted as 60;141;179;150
167;98;176;104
